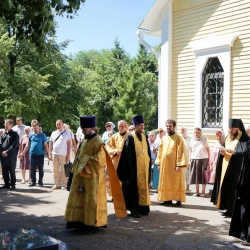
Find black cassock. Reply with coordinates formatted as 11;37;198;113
229;139;250;242
211;133;250;213
211;133;250;241
117;132;151;215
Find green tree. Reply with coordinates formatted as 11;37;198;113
0;23;83;131
0;0;86;46
111;62;158;131
68;42;159;133
131;44;159;129
135;44;158;75
69;40;131;133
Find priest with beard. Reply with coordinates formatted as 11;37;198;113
64;116;126;234
211;118;250;220
227;119;250;246
155;119;187;207
106;120;129;197
117;114;151;218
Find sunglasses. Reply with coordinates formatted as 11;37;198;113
106;125;111;128
158;131;163;133
129;129;135;131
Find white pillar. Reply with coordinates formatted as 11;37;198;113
158;1;172;128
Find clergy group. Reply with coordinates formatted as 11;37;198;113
63;115;250;247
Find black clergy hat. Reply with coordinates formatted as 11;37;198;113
80;116;96;128
228;118;247;135
132;114;144;126
228;118;242;128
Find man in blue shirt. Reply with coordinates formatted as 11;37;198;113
20;122;49;187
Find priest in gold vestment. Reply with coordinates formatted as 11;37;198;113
117;115;151;218
106;120;129;170
64;116;126;234
155;119;187;207
106;120;129;196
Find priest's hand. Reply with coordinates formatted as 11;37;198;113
220;150;225;155
116;150;122;155
226;149;236;155
1;151;8;157
175;166;180;172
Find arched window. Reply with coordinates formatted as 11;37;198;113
202;57;224;128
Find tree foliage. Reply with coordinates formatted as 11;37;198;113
0;21;83;131
0;21;159;134
0;0;86;46
68;39;159;133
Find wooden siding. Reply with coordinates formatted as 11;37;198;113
171;0;250;138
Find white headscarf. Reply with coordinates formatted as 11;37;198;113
63;123;69;130
180;126;189;138
193;127;203;141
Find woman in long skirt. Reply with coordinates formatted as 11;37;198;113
18;126;31;183
189;127;210;197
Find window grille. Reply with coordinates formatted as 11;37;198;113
202;57;224;128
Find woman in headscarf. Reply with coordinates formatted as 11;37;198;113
209;130;225;184
189;127;210;197
180;126;192;193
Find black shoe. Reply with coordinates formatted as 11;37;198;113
222;211;232;217
175;201;182;207
10;186;16;190
29;183;36;187
38;184;43;187
72;228;85;232
130;212;141;218
161;200;173;205
0;185;10;189
82;227;99;235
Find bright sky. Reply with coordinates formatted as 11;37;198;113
55;0;160;58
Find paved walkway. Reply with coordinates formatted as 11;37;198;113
0;159;249;250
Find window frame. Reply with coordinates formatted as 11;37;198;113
202;57;224;128
191;34;237;134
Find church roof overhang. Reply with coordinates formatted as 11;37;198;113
138;0;172;37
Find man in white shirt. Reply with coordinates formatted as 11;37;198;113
12;117;25;142
49;119;71;190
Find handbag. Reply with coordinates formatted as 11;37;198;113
204;169;212;184
64;162;73;177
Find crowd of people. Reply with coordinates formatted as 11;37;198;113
0;117;76;190
1;115;250;246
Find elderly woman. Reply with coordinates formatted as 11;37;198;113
128;125;135;133
180;126;192;193
102;122;115;143
18;126;31;183
209;130;225;184
189;127;210;197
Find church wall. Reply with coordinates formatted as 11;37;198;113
171;0;250;144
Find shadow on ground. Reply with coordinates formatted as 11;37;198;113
0;190;244;250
